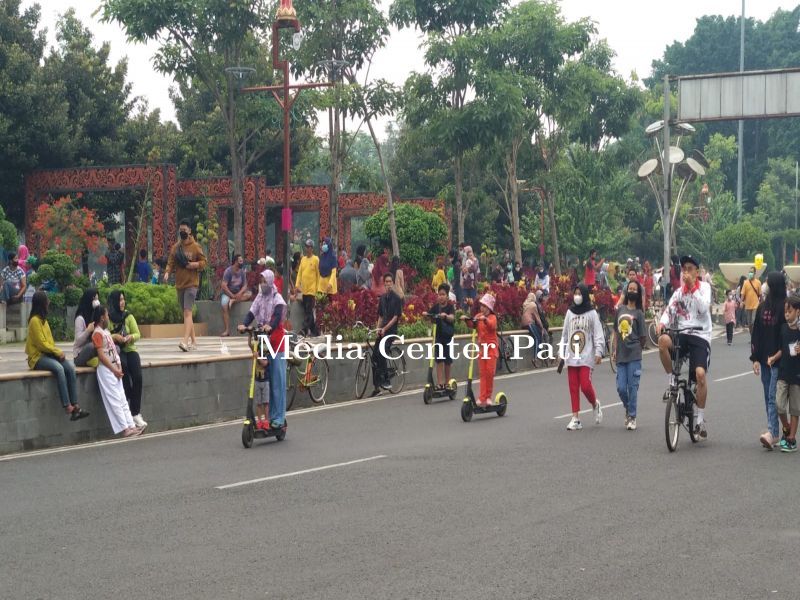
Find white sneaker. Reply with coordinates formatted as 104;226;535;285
594;400;603;424
132;414;148;428
628;418;637;431
566;417;583;431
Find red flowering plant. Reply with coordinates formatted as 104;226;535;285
31;196;106;261
317;288;380;336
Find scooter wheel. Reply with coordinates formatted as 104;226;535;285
461;400;473;422
423;385;433;405
447;379;458;400
242;424;254;448
275;429;286;441
496;393;508;417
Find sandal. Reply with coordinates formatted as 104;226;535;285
69;406;90;421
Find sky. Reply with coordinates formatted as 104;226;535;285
21;0;800;139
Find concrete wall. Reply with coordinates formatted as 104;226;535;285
0;331;548;455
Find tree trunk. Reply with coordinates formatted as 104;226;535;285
366;116;399;257
544;190;561;276
329;105;341;252
455;155;465;244
506;148;522;265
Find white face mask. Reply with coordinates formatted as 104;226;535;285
92;299;101;308
573;295;583;306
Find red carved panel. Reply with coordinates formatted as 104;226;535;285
244;178;257;261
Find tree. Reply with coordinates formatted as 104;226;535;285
0;205;18;251
0;0;71;226
291;0;401;255
100;0;288;254
391;0;507;244
713;220;774;270
364;203;447;278
753;157;799;265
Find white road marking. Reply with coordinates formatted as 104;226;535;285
554;401;623;420
714;371;752;383
215;455;387;490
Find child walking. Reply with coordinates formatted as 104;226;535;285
560;283;605;431
91;306;141;438
460;293;499;407
723;290;737;345
767;295;800;452
427;283;456;388
612;280;647;430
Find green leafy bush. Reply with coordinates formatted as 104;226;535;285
713;221;776;271
29;264;55;286
64;286;83;307
99;282;189;325
38;251;78;290
48;292;65;311
48;315;69;342
0;205;17;252
364;203;448;278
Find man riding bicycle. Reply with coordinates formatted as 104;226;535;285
657;255;712;440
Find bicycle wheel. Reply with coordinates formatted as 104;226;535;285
685;389;698;443
665;393;680;452
355;354;370;399
307;358;329;404
286;366;298;411
500;336;516;373
388;346;406;393
647;321;659;348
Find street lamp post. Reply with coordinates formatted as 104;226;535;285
241;0;331;298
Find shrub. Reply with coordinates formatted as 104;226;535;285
48;292;66;312
64;286;83;307
48;315;69;342
99;282;188;325
29;264;55;287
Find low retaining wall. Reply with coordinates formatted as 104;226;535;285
0;330;550;455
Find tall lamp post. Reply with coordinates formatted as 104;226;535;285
242;0;332;298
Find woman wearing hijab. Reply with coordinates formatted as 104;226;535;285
751;271;787;449
560;283;605;431
108;289;147;428
319;236;338;296
16;244;30;274
239;270;288;428
356;245;371;290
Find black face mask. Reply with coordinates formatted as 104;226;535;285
627;293;639;302
179;231;189;240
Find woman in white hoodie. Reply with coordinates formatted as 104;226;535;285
560;283;605;431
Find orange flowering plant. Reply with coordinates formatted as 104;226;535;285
31;196;106;261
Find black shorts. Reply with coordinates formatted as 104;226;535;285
676;334;711;381
434;338;454;365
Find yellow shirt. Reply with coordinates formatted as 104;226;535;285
295;255;321;296
741;279;762;311
431;269;446;290
26;315;63;369
320;268;338;295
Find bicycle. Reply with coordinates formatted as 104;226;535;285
531;327;558;369
663;323;703;452
353;321;407;399
646;297;665;348
602;321;617;374
285;332;330;411
496;326;517;374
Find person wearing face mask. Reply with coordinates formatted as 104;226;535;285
239;270;288;429
723;290;737;345
560;283;605;431
73;288;101;367
295;239;321;337
750;271;787;450
741;266;762;334
91;305;142;438
318;237;338;297
534;264;550;296
220;254;253;337
612;280;647;430
164;219;207;352
0;251;27;305
108;290;147;429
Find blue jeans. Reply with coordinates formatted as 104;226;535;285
527;324;542;359
759;362;779;438
269;351;287;425
615;360;642;418
35;355;78;408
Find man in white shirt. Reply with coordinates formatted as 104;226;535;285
657;255;712;439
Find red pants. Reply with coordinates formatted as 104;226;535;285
567;366;597;413
478;356;496;404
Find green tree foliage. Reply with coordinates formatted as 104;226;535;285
0;205;18;251
364;203;447;277
713;220;775;269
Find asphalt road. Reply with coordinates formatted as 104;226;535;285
2;328;797;600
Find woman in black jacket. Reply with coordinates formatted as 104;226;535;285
750;271;787;449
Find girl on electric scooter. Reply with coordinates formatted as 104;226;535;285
461;293;499;407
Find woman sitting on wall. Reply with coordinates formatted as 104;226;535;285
108;290;147;429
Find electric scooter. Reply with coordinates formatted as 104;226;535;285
240;327;287;448
460;319;508;422
422;318;457;404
